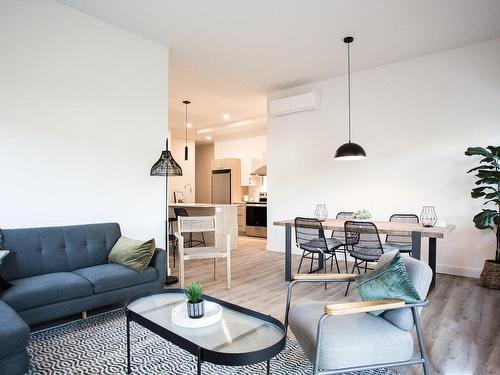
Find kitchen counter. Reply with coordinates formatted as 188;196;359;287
168;203;238;250
170;203;238;208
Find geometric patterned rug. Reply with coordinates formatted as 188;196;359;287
27;309;399;374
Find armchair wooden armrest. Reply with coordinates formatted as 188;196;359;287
292;273;356;282
324;299;405;316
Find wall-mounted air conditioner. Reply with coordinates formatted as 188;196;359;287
268;92;320;117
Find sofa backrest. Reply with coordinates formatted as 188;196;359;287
0;223;121;281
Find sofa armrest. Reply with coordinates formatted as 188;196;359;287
150;247;166;285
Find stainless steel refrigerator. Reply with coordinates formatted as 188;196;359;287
212;169;231;204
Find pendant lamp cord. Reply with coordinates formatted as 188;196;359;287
185;102;188;147
347;41;351;143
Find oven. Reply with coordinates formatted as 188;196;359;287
245;203;267;238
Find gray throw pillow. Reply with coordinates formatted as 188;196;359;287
108;236;156;273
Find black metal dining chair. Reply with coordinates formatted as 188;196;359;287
385;214;419;257
344;221;399;295
295;217;340;275
330;211;354;273
174;208;206;248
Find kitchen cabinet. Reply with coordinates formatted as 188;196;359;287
237;204;246;234
241;158;262;186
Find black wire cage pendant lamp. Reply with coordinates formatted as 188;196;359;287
334;36;367;161
183;100;191;161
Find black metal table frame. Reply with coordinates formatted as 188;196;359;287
126;289;286;374
284;224;438;290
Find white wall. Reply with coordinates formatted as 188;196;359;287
214;135;267;161
168;136;196;203
267;38;500;278
0;0;168;245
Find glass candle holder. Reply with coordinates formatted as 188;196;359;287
314;204;328;222
420;206;437;227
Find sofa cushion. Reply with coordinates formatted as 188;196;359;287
73;264;158;294
0;300;30;357
1;272;93;312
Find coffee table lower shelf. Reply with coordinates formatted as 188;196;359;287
125;289;286;374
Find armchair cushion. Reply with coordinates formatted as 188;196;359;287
355;252;421;316
289;302;413;370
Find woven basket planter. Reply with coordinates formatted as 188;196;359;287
480;260;500;289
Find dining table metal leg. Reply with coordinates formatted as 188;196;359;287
411;231;421;260
285;223;292;281
428;238;437;290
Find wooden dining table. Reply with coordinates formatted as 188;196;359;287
273;219;455;290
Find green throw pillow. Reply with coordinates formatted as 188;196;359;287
355;252;421;316
108;236;156;273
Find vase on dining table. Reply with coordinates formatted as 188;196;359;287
314;204;328;222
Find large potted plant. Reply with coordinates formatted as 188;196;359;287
465;146;500;289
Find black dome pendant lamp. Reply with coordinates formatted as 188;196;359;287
334;36;367;161
183;100;191;161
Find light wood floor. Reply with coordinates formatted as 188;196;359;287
170;236;500;375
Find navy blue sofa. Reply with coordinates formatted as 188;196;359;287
0;223;166;374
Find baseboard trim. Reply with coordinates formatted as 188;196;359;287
267;248;482;279
436;264;481;279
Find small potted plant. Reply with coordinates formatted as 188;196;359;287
353;209;372;221
184;281;205;318
465;146;500;289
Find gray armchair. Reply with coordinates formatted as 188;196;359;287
285;251;432;375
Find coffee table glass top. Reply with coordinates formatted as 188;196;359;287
127;292;284;354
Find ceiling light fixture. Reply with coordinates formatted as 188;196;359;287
334;36;367;161
183;100;191;161
187;122;192;128
223;113;230;120
205;136;212;140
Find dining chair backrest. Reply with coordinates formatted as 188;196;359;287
386;214;419;244
331;211;354;241
294;217;328;253
178;216;216;234
344;221;384;257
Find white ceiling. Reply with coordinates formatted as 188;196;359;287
58;0;500;142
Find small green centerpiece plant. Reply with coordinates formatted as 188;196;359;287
465;145;500;289
353;209;372;220
184;281;205;318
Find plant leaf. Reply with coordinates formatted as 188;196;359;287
465;147;492;157
483;199;500;206
467;165;495;173
473;209;499;230
486;145;500;157
476;170;500;179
